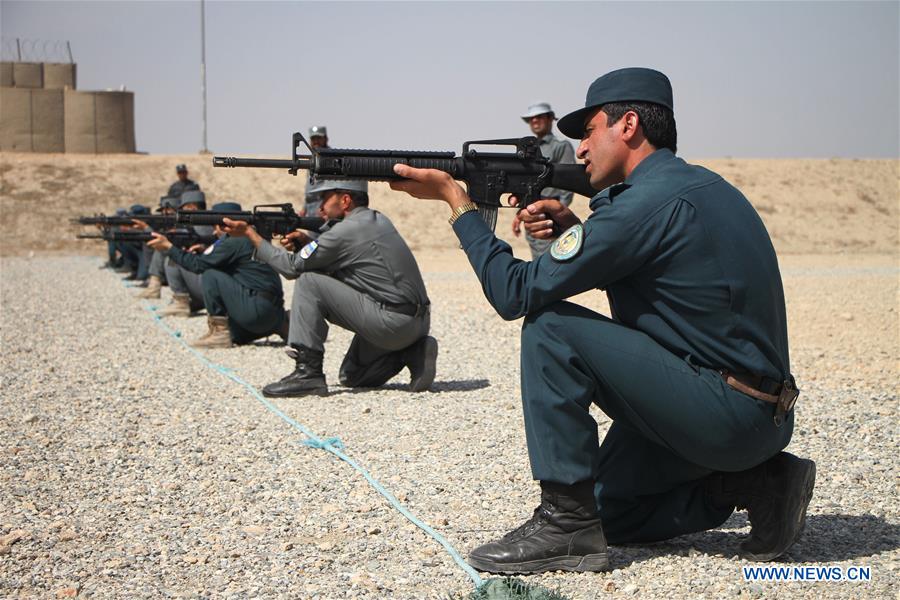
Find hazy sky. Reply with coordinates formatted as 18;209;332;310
3;1;898;158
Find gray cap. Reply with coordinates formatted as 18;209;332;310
175;163;188;172
521;102;555;121
178;189;207;208
308;125;328;138
157;196;179;212
307;178;368;195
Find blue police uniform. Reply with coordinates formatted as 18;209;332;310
166;235;285;344
451;148;794;543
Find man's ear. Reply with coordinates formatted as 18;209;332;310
621;111;640;143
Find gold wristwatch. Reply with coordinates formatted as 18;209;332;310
448;202;478;225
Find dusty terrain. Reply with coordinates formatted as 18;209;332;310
0;153;898;599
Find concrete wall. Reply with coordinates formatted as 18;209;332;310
62;90;135;153
1;61;135;153
0;88;65;152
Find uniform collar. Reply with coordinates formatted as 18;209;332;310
623;148;675;185
347;206;369;219
537;132;557;144
588;149;676;209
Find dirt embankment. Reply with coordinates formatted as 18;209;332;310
0;152;897;257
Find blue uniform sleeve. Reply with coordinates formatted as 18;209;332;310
167;238;240;274
452;195;673;320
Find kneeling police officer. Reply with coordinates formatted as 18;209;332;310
149;201;287;348
223;180;437;396
390;67;815;574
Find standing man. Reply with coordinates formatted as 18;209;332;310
168;164;201;199
148;201;287;348
390;68;814;574
222;180;438;397
514;102;576;258
302;125;330;218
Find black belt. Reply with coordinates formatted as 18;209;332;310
380;299;430;317
252;289;283;305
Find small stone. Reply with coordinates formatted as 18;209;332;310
366;527;381;535
184;555;199;564
241;525;265;536
362;407;371;414
57;530;77;542
840;312;854;321
55;588;78;598
749;583;764;597
604;581;616;593
317;541;334;551
23;414;38;424
282;542;294;551
0;529;27;547
623;583;638;595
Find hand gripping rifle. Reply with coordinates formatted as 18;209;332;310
72;214;178;229
77;229;218;249
212;133;596;230
174;204;328;239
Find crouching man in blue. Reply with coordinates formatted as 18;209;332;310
222;180;437;398
389;67;815;574
148;202;287;348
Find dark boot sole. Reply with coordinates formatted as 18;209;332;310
741;458;816;562
409;337;438;392
262;384;328;398
467;552;609;574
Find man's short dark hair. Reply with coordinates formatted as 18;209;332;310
601;102;677;153
339;189;369;207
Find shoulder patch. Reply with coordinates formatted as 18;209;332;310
299;240;319;259
202;242;217;255
550;224;584;262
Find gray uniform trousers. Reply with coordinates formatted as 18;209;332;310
149;250;167;282
290;272;430;388
164;261;205;311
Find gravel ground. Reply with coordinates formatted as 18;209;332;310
1;253;897;599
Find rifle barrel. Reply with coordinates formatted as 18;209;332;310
212;157;311;170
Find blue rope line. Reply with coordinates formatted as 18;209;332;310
136;295;483;587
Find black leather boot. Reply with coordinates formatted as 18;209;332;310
405;336;438;392
707;451;816;561
262;345;327;397
467;480;609;574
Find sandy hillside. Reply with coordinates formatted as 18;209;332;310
0;153;897;257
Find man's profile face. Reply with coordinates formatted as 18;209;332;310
310;136;328;149
527;114;553;137
319;191;347;219
577;109;623;189
177;170;189;182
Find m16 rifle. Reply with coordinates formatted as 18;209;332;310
77;229;217;249
212;133;595;230
72;214;177;229
175;204;328;239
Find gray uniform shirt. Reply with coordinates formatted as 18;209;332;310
255;206;429;306
538;132;576;207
